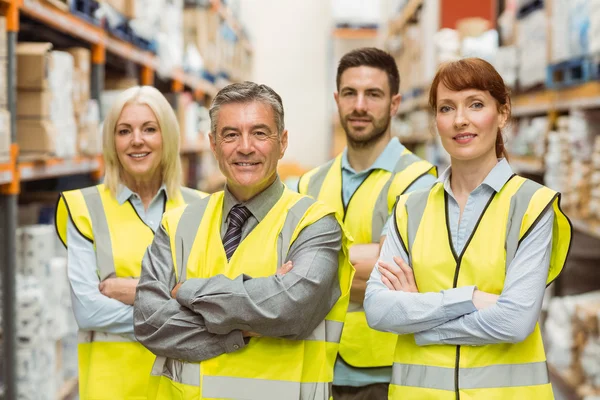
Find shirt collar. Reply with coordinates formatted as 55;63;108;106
116;183;168;205
438;158;514;194
223;176;285;223
341;137;405;174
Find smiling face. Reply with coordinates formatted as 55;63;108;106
435;84;508;164
114;102;163;185
334;66;401;148
210;101;288;202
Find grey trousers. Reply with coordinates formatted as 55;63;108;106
332;383;389;400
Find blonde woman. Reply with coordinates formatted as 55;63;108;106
55;86;206;399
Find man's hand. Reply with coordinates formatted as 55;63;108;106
171;282;183;299
277;261;293;276
99;277;139;305
473;290;499;310
377;256;418;293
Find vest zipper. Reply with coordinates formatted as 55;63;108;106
454;346;461;400
445;190;498;400
127;199;156;235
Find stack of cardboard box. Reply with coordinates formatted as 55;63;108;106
16;42;77;158
183;5;221;77
0;16;10;164
67;47;101;156
99;0;136;19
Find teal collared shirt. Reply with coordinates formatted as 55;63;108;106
334;138;436;387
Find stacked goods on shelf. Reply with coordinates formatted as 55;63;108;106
515;7;547;88
8;223;77;400
156;0;184;75
589;137;600;220
16;43;77;159
0;16;9;164
66;47;102;157
395;24;425;96
183;4;220;78
183;3;252;82
544;119;571;196
590;1;600;54
545;292;600;398
100;0;136;19
549;0;571;63
508;116;548;158
173;92;208;151
545;110;599;219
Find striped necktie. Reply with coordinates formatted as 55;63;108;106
223;205;252;261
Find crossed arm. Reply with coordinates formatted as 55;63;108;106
134;215;343;361
364;208;554;346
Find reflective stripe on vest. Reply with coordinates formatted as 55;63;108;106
304;319;344;343
391;362;549;390
151;357;332;400
80;186;116;280
203;377;332;400
389;175;571;399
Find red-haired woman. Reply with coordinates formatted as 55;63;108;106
364;57;572;400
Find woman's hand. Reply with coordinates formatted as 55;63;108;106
378;256;418;293
99;277;139;305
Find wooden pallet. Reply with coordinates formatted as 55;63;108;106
547;57;594;89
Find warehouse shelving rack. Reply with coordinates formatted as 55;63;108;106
0;0;250;397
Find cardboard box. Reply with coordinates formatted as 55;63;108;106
101;0;136;19
17;119;57;153
17;42;53;90
73;69;91;116
0;58;7;109
66;47;91;74
0;108;10;163
17;90;52;118
183;8;211;56
0;17;7;59
104;76;138;90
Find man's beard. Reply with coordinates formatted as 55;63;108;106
341;114;391;149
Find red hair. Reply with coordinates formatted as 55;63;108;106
428;58;511;160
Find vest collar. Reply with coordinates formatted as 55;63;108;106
116;183;168;205
437;158;514;195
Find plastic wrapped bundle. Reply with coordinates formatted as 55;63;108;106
60;332;79;381
47;257;70;341
16;275;44;349
17;225;55;277
15;276;44;399
15;348;40;400
33;344;57;400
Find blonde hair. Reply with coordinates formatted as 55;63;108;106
102;86;182;199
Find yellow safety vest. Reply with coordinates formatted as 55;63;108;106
390;176;572;399
149;188;355;400
298;149;436;368
55;183;206;400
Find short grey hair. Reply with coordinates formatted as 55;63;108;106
209;81;285;136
